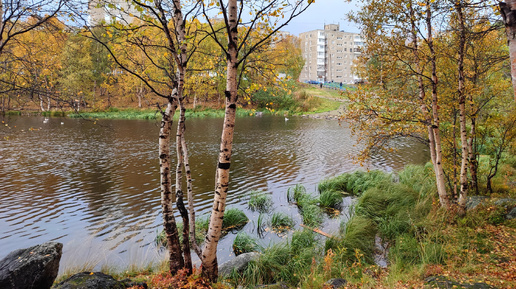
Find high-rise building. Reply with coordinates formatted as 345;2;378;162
89;0;139;25
299;24;363;84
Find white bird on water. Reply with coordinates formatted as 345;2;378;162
285;117;289;121
60;122;64;125
43;118;49;124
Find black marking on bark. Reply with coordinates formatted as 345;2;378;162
160;153;167;159
228;103;236;109
218;162;231;169
159;135;166;139
225;90;231;99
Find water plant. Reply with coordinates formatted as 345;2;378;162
301;204;323;227
318;170;391;196
232;232;261;256
222;208;249;231
287;184;307;203
248;190;273;213
270;212;294;232
256;213;266;237
319;190;343;210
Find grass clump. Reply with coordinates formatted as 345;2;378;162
270;212;295;232
233;232;261;256
247;191;273;213
318;170;391;196
222;208;249;231
319;190;343;210
287;184;323;227
301;204;323;227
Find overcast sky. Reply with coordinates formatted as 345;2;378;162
283;0;362;36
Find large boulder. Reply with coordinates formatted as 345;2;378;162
218;252;260;277
52;272;147;289
0;242;62;289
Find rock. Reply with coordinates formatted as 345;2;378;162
255;283;289;289
493;198;516;206
218;252;260;277
466;196;489;210
507;207;516;220
324;278;347;288
52;272;147;289
424;276;497;289
0;242;62;289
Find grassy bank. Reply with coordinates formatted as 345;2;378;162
53;160;516;288
225;161;516;288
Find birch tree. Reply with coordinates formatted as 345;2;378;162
500;0;516;101
81;0;204;275
199;0;313;280
349;0;511;213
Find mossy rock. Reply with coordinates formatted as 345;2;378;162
424;276;497;289
52;272;146;289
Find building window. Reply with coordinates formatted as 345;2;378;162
337;37;342;40
337;63;342;65
344;48;347;51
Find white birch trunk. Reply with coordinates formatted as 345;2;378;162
202;0;239;281
501;0;516;101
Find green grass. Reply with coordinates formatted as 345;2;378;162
318;170;392;196
247;191;273;213
300;204;323;227
319;190;343;210
287;184;307;204
270;212;295;232
222;208;249;231
68;107;266;120
232;232;261;256
4;110;22;115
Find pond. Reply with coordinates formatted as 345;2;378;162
0;114;428;273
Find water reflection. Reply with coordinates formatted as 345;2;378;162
0;115;428;272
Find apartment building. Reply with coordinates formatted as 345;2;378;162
89;0;139;25
299;24;363;84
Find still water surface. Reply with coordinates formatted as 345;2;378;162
0;115;428;272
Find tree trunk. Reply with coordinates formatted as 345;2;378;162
468;117;478;195
159;95;184;274
426;3;450;209
456;1;468;214
175;96;192;274
501;0;516;101
202;0;239;281
39;94;45;112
